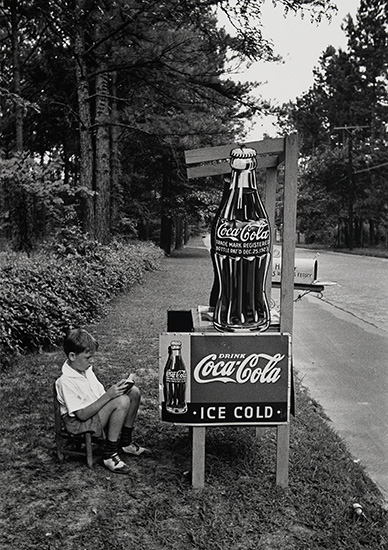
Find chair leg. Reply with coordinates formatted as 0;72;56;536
55;430;65;462
56;442;65;463
85;432;94;468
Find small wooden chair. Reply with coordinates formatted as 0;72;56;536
53;382;94;468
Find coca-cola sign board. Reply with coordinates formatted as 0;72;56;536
159;332;291;426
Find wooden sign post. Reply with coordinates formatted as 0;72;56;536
159;332;292;484
161;135;299;488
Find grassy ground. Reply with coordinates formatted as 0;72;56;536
1;236;387;549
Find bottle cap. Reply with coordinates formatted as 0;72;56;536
230;147;257;159
170;341;182;349
230;147;257;171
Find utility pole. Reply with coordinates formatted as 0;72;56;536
333;125;369;250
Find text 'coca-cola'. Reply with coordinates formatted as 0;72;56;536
193;352;284;385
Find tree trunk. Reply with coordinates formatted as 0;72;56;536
175;215;184;249
160;155;173;254
74;0;95;238
110;71;121;235
369;219;375;246
160;216;173;255
354;218;361;248
95;67;111;243
336;222;341;248
10;0;23;151
184;219;190;244
344;222;349;249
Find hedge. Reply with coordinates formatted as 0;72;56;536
0;237;164;366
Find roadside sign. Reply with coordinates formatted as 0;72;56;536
159;332;291;427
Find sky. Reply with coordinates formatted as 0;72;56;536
219;0;361;139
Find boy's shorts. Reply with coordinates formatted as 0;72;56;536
63;413;104;438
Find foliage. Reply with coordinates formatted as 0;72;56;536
0;152;77;252
297;149;348;244
0;0;336;251
0;230;163;366
185;178;224;227
278;0;388;247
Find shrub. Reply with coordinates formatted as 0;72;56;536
0;236;163;367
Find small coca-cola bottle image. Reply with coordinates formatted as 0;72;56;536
211;147;271;332
163;341;187;414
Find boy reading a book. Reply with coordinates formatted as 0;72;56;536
56;328;146;474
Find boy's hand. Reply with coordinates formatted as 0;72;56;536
106;375;136;399
123;373;135;390
106;380;130;398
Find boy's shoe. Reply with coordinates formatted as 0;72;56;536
121;442;148;456
103;453;130;474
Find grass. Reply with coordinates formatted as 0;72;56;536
1;237;387;549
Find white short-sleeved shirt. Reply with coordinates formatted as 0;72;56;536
56;360;105;417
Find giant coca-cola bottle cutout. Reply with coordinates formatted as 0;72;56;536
211;147;271;332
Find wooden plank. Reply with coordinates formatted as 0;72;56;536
185;137;285;165
187;155;280;180
192;427;206;488
187;161;230;179
264;167;277;303
276;425;290;488
280;133;298;334
276;133;298;489
272;281;324;292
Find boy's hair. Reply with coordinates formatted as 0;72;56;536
63;328;99;357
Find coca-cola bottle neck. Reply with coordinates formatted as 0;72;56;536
229;153;258;191
230;167;257;191
224;160;261;216
170;341;182;357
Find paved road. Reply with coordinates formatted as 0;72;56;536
295;248;388;332
292;248;388;502
201;236;388;501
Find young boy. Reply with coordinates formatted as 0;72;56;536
56;328;146;474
